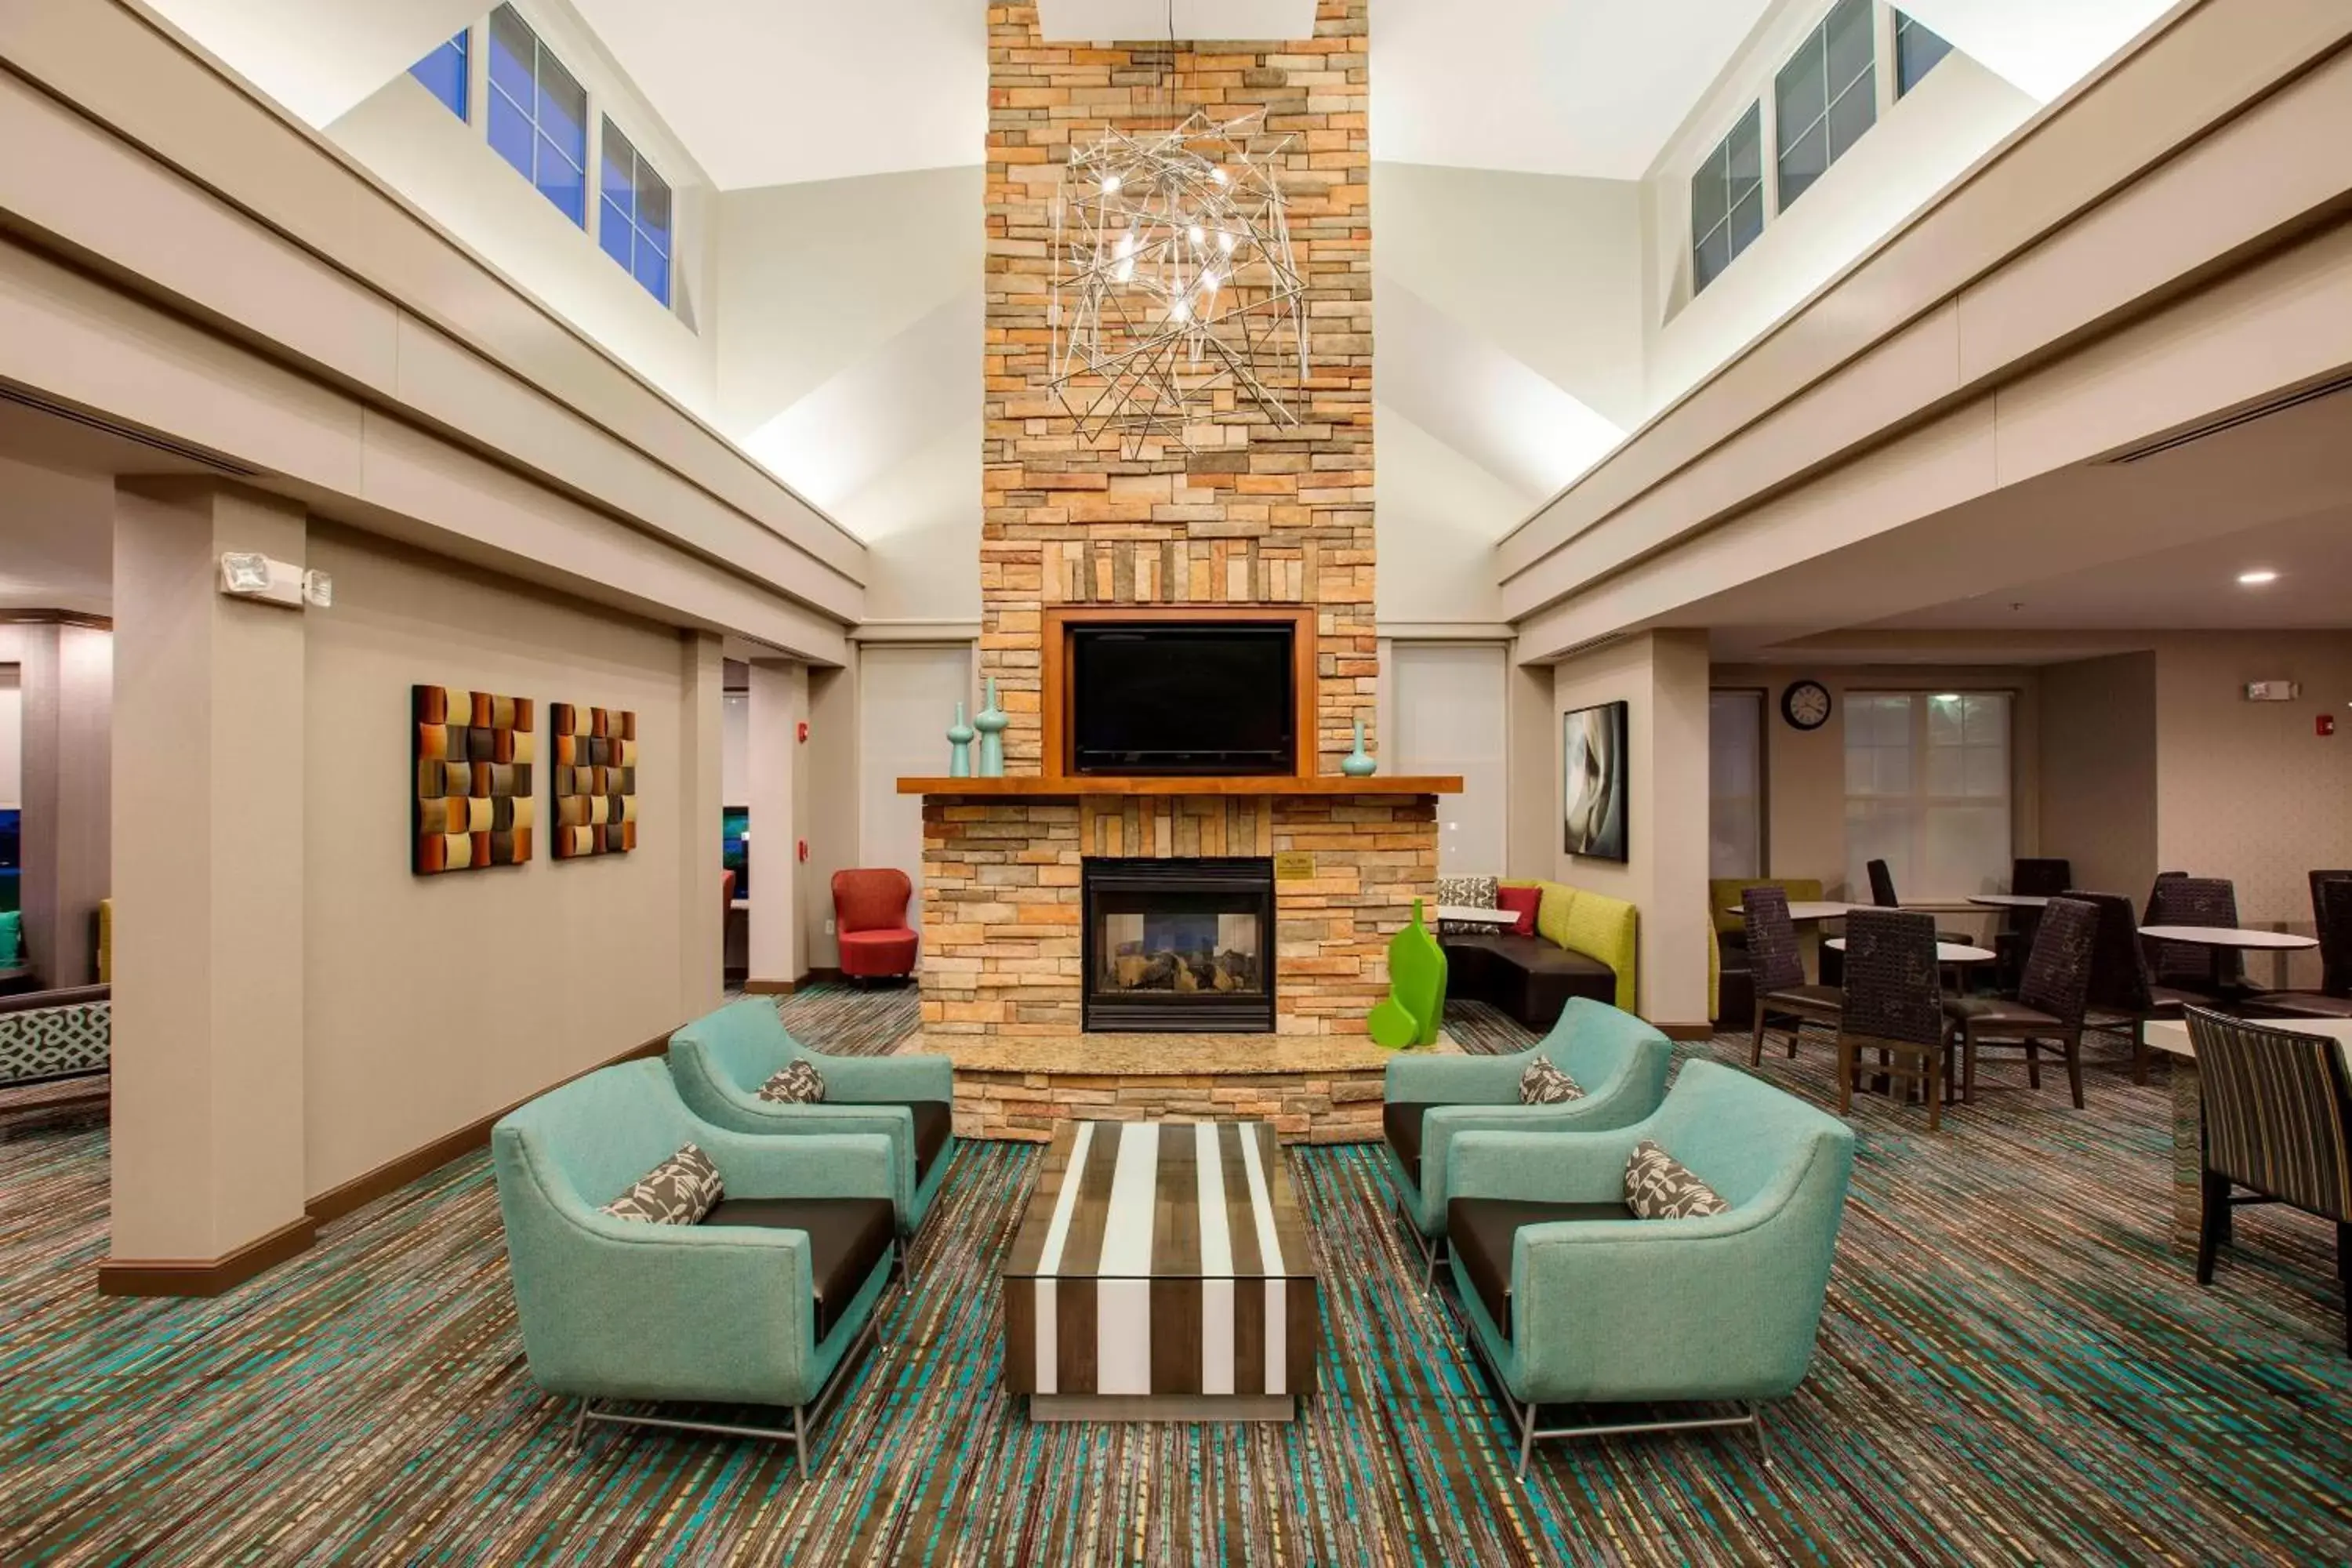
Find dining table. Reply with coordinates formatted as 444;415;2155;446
1823;937;1995;966
1966;893;2050;910
1722;901;1861;921
1433;905;1519;928
2142;1016;2352;1254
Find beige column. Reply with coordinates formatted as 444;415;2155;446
15;619;111;986
745;659;806;991
803;660;859;972
103;481;310;1290
678;630;726;1018
1504;652;1556;881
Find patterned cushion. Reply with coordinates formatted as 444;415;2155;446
1436;874;1499;935
1518;1054;1584;1105
601;1143;723;1225
0;999;111;1086
1624;1140;1730;1219
758;1059;827;1105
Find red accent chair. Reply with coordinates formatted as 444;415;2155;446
834;868;919;982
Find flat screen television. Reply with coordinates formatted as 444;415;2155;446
1070;624;1294;775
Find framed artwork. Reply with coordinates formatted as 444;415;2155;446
1563;700;1628;862
413;687;534;874
551;703;637;858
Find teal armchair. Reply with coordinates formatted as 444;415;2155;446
1444;1060;1855;1473
492;1059;901;1461
1382;999;1672;1279
666;998;956;1235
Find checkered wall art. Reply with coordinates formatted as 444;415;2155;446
412;687;535;874
550;703;637;858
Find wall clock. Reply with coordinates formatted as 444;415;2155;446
1781;681;1832;731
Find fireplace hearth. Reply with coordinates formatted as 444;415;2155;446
1082;857;1276;1033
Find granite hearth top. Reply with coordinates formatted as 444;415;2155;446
898;1029;1461;1076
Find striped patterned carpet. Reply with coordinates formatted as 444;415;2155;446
2;988;2349;1564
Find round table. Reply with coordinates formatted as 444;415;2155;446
1722;901;1861;921
1825;938;1995;964
2137;925;2317;950
1967;894;2049;910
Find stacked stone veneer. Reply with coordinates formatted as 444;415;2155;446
982;2;1374;773
921;795;1436;1037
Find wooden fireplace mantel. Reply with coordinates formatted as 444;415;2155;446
897;775;1463;797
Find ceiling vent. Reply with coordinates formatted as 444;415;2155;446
2109;372;2352;465
0;383;259;477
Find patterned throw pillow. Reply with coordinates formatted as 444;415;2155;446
1624;1140;1730;1219
1518;1054;1584;1105
1436;874;1500;935
601;1143;724;1225
757;1058;827;1105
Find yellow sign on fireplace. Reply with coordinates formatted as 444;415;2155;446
1273;851;1316;881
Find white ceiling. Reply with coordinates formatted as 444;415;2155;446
145;0;483;126
1897;0;2176;104
1367;0;1778;180
568;0;987;191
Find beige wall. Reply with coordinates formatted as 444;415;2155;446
2038;652;2158;902
1552;630;1712;1025
1711;663;2042;909
302;524;716;1197
2151;632;2352;987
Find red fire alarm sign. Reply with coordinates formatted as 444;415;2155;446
2319;714;2337;738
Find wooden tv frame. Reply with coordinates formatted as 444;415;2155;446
1040;605;1319;783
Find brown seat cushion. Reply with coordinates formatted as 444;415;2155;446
1760;983;1842;1014
1383;1101;1428;1180
699;1196;895;1341
1944;996;2061;1031
909;1101;953;1185
1446;1196;1633;1338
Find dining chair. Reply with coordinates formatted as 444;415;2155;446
2181;1007;2351;1356
1743;885;1843;1065
1864;858;1970;947
1944;896;2098;1108
2143;876;2247;1000
2248;873;2352;1020
1994;857;2073;990
1836;909;1949;1130
2078;890;2202;1084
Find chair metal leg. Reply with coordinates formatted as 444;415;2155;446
2063;1027;2086;1109
568;1399;588;1455
793;1405;810;1471
1518;1403;1537;1478
2196;1171;2229;1285
1751;1403;1772;1468
1750;1003;1768;1067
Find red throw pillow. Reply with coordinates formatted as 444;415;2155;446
1494;884;1540;938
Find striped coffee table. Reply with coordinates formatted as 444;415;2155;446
1003;1120;1319;1421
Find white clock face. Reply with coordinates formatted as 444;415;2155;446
1785;684;1831;728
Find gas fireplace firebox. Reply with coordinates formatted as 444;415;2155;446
1081;857;1276;1033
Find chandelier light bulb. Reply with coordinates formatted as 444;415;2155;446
1102;174;1122;193
1202;269;1221;292
1169;298;1191;323
1116;231;1137;258
1210;167;1229;185
1188;224;1206;245
1114;258;1135;281
1218;230;1238;254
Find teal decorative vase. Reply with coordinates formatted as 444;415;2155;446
1368;898;1447;1049
946;701;975;778
1341;717;1378;777
975;677;1008;779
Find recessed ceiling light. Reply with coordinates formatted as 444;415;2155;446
2238;569;2279;585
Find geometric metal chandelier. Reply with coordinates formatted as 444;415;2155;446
1049;107;1308;455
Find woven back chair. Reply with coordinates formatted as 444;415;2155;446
1742;886;1804;995
2146;877;2245;994
1865;859;1900;909
2018;897;2098;1027
1994;857;2075;989
2182;1008;2352;1353
2313;872;2352;997
1947;895;2102;1109
1836;909;1947;1129
1742;885;1840;1065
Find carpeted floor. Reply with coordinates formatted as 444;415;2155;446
3;987;2349;1564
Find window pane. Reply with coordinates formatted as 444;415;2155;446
602;150;634;206
634;245;670;305
1695;223;1730;292
408;34;467;121
538;55;587;154
488;92;533;181
1897;13;1954;95
1691;153;1728;241
1709;692;1763;877
1828;73;1877;162
1727;188;1763;260
1775;42;1826;146
600;198;633;266
1726;104;1762;185
1826;0;1875;94
1778;121;1828;210
637;177;671;245
488;6;534;103
539;134;584;225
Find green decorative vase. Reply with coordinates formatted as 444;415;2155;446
946;702;975;779
1341;717;1377;778
975;677;1007;778
1368;898;1447;1049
